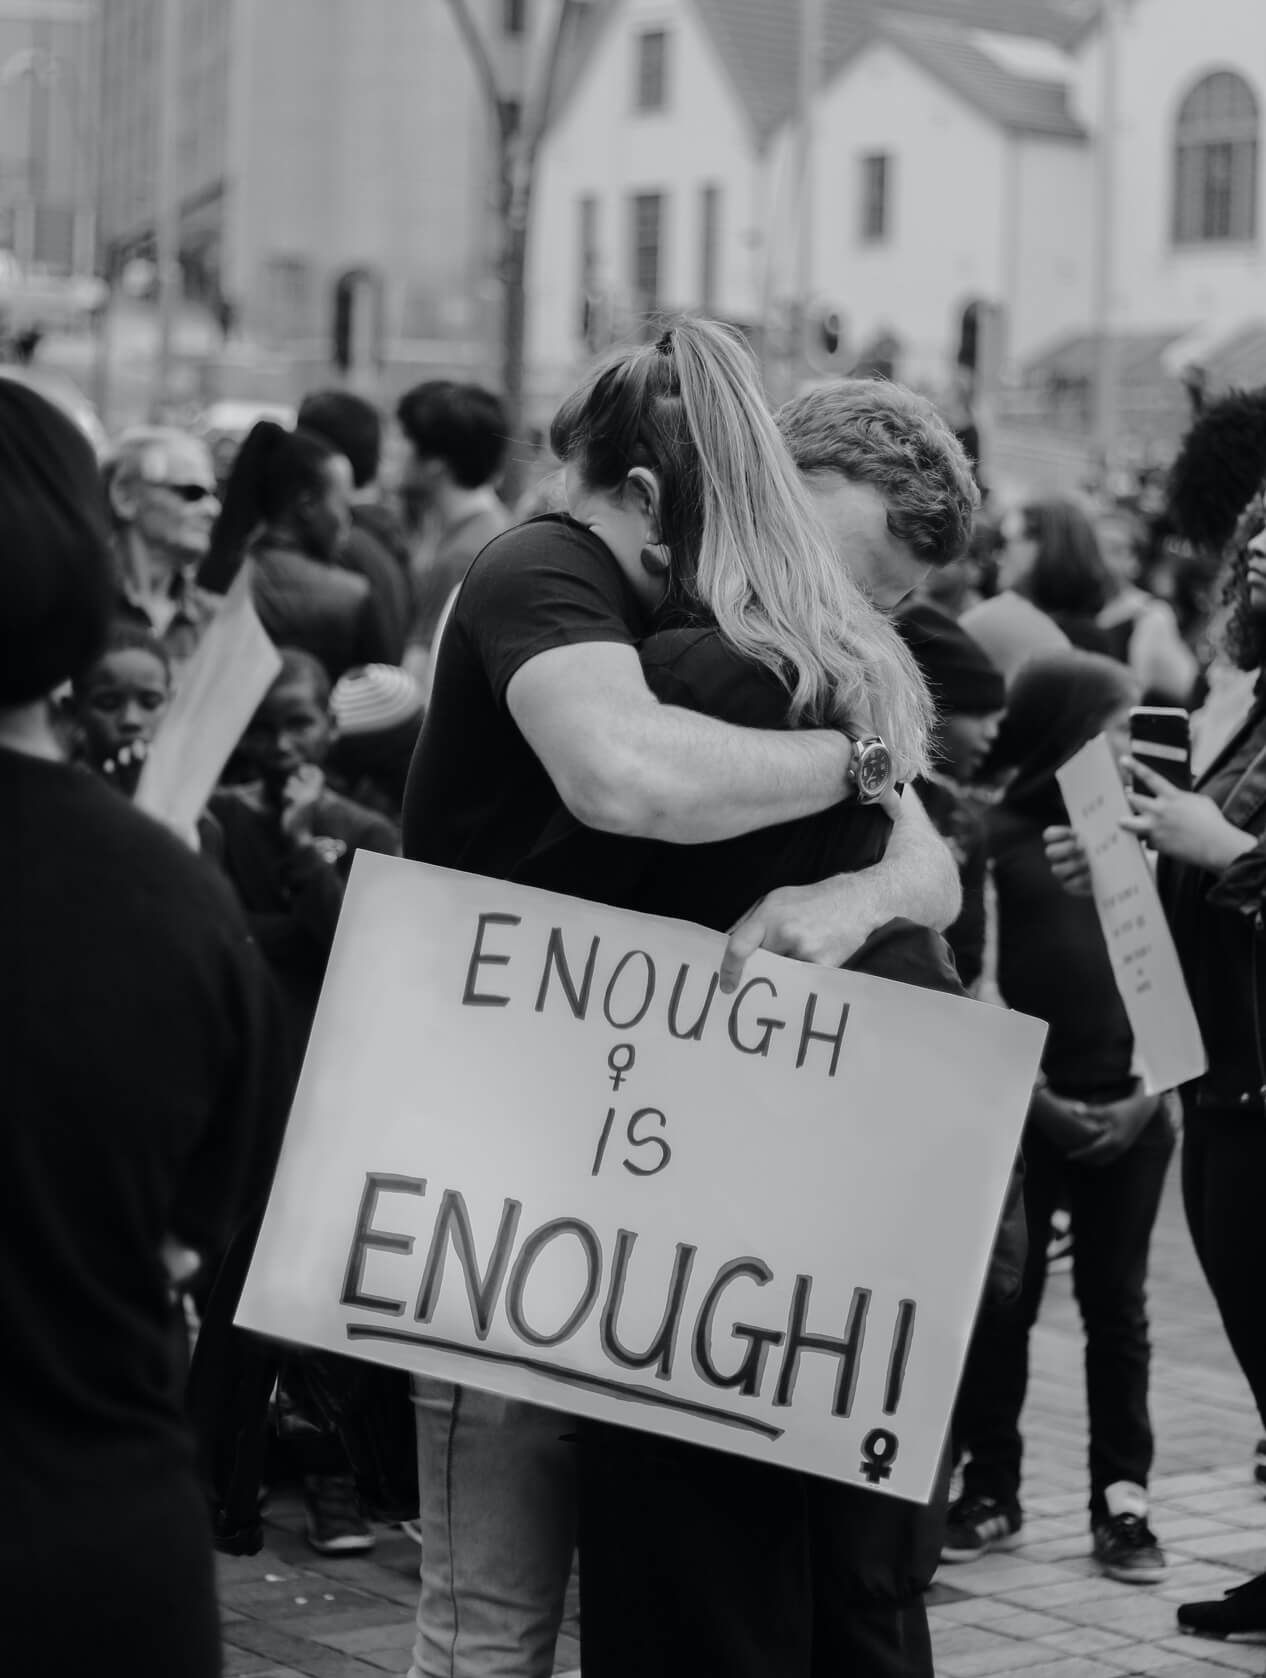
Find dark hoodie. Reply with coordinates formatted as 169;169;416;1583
988;650;1139;1100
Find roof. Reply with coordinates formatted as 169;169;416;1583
549;0;1090;146
1198;320;1266;396
688;0;869;142
878;13;1086;140
1023;328;1195;388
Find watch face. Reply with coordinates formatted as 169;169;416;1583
856;741;893;801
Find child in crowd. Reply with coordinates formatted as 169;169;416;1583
210;646;399;1031
67;621;173;796
189;646;415;1559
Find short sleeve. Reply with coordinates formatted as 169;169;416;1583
457;517;643;706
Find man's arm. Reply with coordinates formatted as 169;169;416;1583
718;784;961;990
506;641;853;843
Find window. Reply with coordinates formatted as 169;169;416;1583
630;191;664;313
859;153;891;243
699;183;721;312
503;0;527;37
1173;72;1259;244
635;29;668;112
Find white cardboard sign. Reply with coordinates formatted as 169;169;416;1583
238;854;1045;1503
1057;734;1207;1094
135;564;281;832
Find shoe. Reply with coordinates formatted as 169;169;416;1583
398;1516;423;1546
213;1508;264;1557
1255;1438;1266;1488
1092;1481;1166;1584
940;1493;1022;1562
1178;1570;1266;1640
303;1474;376;1555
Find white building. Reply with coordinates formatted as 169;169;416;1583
528;0;1266;451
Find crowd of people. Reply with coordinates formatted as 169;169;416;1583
5;320;1266;1678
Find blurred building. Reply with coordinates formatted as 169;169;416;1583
529;0;1266;466
95;0;598;402
0;0;98;287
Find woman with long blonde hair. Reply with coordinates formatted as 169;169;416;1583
551;317;933;776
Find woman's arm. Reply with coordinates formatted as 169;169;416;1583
1120;756;1257;874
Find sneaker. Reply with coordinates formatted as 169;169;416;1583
1092;1481;1166;1584
302;1474;376;1555
1255;1438;1266;1488
940;1493;1022;1562
1178;1570;1266;1640
398;1516;424;1546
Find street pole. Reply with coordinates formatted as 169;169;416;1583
151;0;183;422
793;0;822;392
1091;0;1121;487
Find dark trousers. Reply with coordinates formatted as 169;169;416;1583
1182;1103;1266;1430
577;1422;948;1678
954;1106;1173;1520
187;1210;417;1524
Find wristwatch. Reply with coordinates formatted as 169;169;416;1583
843;732;895;805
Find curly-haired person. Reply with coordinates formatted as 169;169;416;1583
1046;388;1266;1642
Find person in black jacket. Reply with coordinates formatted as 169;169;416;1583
1048;389;1266;1639
945;650;1174;1583
0;379;284;1678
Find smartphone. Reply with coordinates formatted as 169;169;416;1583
1129;706;1192;791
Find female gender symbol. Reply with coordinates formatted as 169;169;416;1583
607;1043;636;1090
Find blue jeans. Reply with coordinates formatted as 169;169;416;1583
409;1377;576;1678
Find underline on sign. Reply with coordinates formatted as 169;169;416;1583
345;1323;786;1439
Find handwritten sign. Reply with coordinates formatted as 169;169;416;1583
238;855;1045;1503
135;563;281;832
1057;734;1207;1094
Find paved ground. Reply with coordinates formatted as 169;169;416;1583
215;1167;1265;1677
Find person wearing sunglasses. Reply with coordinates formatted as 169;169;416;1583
104;427;222;668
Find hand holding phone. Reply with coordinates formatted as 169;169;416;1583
1128;706;1191;792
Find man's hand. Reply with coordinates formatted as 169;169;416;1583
1121;756;1256;872
718;785;959;990
1066;1084;1162;1168
1043;825;1093;895
721;876;886;992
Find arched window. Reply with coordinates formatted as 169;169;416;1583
1173;72;1259;245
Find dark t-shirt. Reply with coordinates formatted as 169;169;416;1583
516;625;891;929
989;799;1135;1101
402;515;645;878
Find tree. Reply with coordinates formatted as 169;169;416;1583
442;0;584;503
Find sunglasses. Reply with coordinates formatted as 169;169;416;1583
143;479;217;503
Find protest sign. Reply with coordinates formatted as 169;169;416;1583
135;564;280;832
238;854;1045;1503
1057;734;1207;1094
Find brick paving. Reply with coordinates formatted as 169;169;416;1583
216;1168;1265;1676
